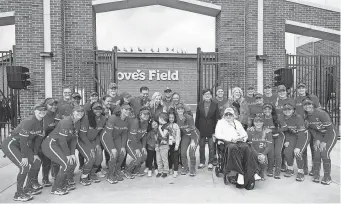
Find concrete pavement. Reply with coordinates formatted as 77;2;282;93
0;141;340;203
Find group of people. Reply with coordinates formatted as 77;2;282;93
1;81;337;201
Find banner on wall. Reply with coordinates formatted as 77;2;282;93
117;69;179;81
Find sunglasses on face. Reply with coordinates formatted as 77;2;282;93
165;90;172;93
283;108;293;111
224;113;234;117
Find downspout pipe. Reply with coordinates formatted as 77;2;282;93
43;0;52;97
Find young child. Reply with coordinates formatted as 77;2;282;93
156;112;170;178
167;110;181;178
247;115;273;180
145;120;158;177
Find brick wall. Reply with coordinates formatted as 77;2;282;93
1;0;340;118
297;40;340;56
116;54;197;104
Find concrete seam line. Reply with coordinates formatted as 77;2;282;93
0;182;16;194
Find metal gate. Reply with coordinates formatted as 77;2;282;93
286;54;340;130
72;48;118;102
197;49;244;102
0;49;20;144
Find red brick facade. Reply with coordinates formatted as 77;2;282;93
0;0;339;118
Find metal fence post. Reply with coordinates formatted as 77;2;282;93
197;47;201;103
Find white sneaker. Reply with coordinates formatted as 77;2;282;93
254;173;262;181
173;171;178;178
101;169;108;175
96;171;105;178
147;170;152;177
169;169;174;175
208;164;213;170
154;169;158;175
144;168;149;173
237;174;245;185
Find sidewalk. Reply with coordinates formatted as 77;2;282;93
0;141;340;203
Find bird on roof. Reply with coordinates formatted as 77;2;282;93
138;47;142;52
151;48;154;53
123;47;127;52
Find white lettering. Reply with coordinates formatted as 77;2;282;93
149;70;156;80
117;70;179;81
171;71;179;81
160;73;167;80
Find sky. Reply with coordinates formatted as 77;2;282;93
0;0;339;54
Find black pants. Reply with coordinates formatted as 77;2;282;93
146;149;158;170
199;136;215;165
168;144;179;171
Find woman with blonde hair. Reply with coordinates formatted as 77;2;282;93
150;92;164;120
222;87;249;130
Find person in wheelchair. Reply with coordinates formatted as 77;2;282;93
214;107;259;190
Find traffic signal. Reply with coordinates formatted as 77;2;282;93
6;66;31;89
274;68;293;88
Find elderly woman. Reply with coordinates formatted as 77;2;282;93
215;107;259;190
222;87;249;130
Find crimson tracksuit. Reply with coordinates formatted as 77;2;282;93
263;115;286;170
305;109;337;177
126;118;148;173
78;115;106;175
263;94;278;106
41;116;80;192
281;114;309;169
100;115;128;178
248;104;264;127
245;95;256;106
275;97;295;116
36;110;57;182
295;94;321;171
247;129;273;171
177;114;199;172
1;115;43;195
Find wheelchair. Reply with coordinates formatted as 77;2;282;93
213;135;255;190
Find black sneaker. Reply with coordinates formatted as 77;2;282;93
106;176;118;184
321;176;332;185
267;169;274;177
89;173;101;183
115;171;124;181
31;180;43;190
181;168;189;175
309;170;314;176
156;173;162;178
161;173;168;178
67;178;76;185
66;183;76;191
122;170;135;179
79;177;91;186
281;164;287;172
274;169;281;179
296;172;305;182
313;174;320;183
284;169;294;177
13;192;31;202
51;189;68;195
25;188;41;196
189;168;196;177
42;179;52;187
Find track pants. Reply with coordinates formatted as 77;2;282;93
283;134;309;169
1;137;41;194
312;130;337;177
126;139;147;173
267;132;285;170
77;140;103;175
168;144;179;171
101;131;125;178
42;137;76;191
302;130;315;171
180;129;199;171
96;144;110;173
199;136;215;165
36;128;54;182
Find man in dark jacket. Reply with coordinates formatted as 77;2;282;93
195;88;220;170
